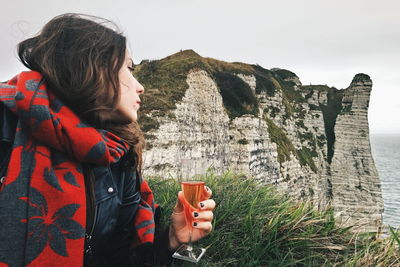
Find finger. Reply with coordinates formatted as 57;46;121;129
202;186;212;200
198;199;216;210
193;210;213;221
173;191;185;213
193;221;212;233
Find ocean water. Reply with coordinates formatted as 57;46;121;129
370;134;400;229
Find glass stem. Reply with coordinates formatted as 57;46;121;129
187;231;195;257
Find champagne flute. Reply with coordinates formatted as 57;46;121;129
172;180;207;263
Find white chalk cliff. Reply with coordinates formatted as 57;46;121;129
135;50;383;232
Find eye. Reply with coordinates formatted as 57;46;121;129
128;65;135;71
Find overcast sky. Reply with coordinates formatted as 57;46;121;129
1;0;399;133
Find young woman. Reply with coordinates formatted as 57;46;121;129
0;13;215;266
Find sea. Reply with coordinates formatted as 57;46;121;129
370;134;400;229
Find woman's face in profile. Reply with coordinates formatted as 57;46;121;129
116;50;144;122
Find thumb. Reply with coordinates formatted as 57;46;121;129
173;191;185;213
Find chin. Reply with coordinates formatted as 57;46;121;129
130;113;138;122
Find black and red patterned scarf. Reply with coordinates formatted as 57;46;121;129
0;71;157;266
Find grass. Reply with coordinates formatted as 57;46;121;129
148;171;400;266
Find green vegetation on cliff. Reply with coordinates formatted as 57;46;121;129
265;116;318;173
265;116;297;164
133;49;259;130
214;71;258;119
302;85;343;163
133;50;314;124
133;50;208;132
149;172;400;266
133;50;308;128
272;68;306;119
352;73;371;84
252;64;277;97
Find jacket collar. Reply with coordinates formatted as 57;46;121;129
0;102;17;143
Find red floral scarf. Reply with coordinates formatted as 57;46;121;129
0;71;156;266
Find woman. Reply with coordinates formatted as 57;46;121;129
0;13;215;266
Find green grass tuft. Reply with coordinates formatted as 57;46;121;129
148;172;400;266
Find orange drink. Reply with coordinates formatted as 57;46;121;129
181;181;205;226
181;181;205;208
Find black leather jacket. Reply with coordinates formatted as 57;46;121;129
0;103;173;266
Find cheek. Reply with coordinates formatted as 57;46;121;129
119;92;133;109
116;94;137;122
119;88;137;112
120;70;136;89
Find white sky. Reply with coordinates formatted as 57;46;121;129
1;0;399;133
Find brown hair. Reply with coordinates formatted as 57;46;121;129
17;13;144;173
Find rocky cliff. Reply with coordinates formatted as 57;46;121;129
133;50;383;232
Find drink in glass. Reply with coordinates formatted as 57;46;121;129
182;181;204;222
172;181;207;263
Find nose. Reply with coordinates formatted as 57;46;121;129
136;82;144;95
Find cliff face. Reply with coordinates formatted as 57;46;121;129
134;50;383;232
329;75;383;231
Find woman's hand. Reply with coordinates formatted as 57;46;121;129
168;186;215;250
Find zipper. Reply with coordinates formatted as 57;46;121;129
0;147;12;192
85;205;97;255
84;166;97;256
0;176;5;191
